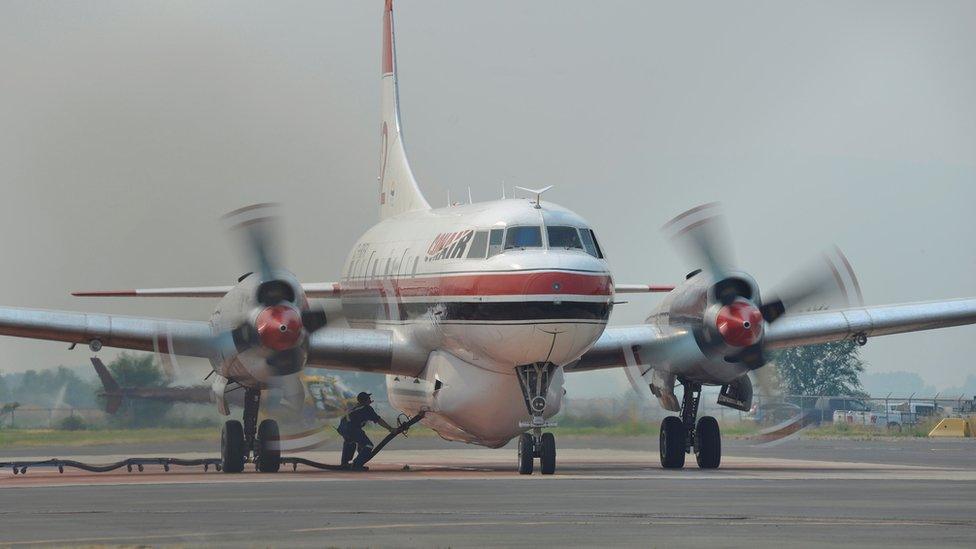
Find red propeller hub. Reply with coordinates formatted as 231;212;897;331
256;305;304;351
716;301;763;347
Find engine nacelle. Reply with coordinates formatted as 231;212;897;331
208;270;311;385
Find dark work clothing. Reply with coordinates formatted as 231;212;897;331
347;431;374;467
343;404;381;435
339;404;381;467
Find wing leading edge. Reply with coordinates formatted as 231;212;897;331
72;282;342;299
0;306;214;357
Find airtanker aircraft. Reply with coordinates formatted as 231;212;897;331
2;0;975;474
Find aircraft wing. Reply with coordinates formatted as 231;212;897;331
762;297;976;350
614;284;674;293
0;305;424;376
0;306;215;357
72;282;342;299
569;297;976;372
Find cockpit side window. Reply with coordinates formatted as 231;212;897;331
589;229;605;258
547;226;584;250
504;226;543;249
466;230;489;259
579;229;600;258
487;229;504;258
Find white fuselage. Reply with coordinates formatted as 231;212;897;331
337;198;614;447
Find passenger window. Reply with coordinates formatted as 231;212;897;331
547;226;584;250
487;229;504;258
504;226;542;249
466;231;489;259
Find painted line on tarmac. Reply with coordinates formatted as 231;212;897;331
4;515;974;546
4;467;975;490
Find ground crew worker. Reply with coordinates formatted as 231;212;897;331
338;391;396;470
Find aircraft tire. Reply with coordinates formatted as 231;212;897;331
257;419;281;473
221;420;246;473
659;416;686;469
695;416;721;469
518;433;534;475
540;432;556;475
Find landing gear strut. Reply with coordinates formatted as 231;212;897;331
659;380;721;469
515;362;558;475
220;388;280;473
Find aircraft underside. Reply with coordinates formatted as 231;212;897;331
386;350;565;448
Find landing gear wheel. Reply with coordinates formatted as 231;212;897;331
518;433;535;475
256;419;281;473
540;432;556;475
221;420;245;473
659;416;686;469
694;416;721;469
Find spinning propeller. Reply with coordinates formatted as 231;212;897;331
221;203;330;377
221;204;347;450
663;202;863;373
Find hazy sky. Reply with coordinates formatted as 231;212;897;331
0;1;973;395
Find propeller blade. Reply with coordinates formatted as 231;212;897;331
749;363;820;445
223;203;283;285
262;372;342;452
762;246;863;323
753;360;782;396
301;308;328;333
663;202;737;281
611;342;652;402
726;343;767;369
266;347;305;377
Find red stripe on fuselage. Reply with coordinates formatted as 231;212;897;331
340;271;613;298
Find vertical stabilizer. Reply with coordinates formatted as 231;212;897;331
91;357;123;414
379;0;430;219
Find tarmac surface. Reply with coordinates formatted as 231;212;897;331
2;437;974;547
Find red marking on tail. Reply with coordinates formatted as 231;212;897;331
382;0;394;75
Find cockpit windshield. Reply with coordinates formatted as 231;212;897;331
504;226;543;249
547;226;584;250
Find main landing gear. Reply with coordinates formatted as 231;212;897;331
659;380;721;469
515;362;558;475
220;388;280;473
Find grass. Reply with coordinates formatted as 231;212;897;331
803;420;938;439
0;419;945;449
0;427;216;448
0;425;440;449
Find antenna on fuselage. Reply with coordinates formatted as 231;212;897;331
515;185;554;209
467;187;473;204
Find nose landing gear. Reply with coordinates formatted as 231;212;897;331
515;362;558;475
220;387;280;473
659;380;721;469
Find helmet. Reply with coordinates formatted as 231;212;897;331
357;391;372;404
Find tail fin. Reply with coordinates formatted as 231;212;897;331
379;0;430;219
91;357;123;414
